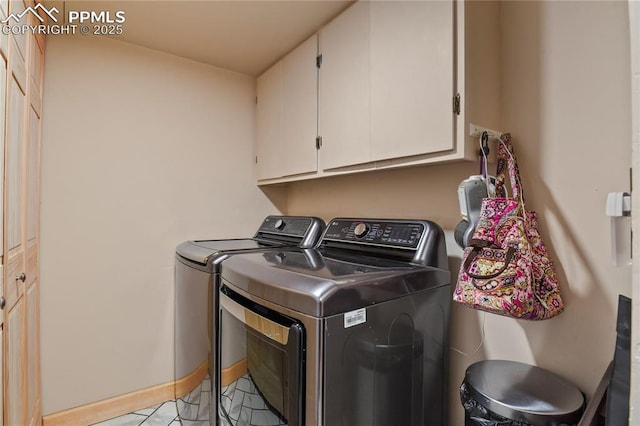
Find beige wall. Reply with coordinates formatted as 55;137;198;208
287;1;632;424
39;35;279;415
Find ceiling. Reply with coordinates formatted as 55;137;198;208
45;0;353;76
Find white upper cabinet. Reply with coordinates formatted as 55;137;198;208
256;61;283;181
281;35;318;177
256;34;318;180
318;1;370;170
256;0;500;184
369;0;454;162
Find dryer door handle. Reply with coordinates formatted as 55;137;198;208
220;289;292;345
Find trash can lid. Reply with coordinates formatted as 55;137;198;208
465;360;584;426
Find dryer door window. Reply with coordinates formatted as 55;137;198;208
218;286;305;426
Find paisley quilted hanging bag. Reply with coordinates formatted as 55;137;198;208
452;134;564;320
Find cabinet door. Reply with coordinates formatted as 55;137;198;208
319;1;371;170
370;0;454;161
6;298;24;426
256;61;283;180
0;5;7;424
25;90;40;296
281;35;317;177
5;36;27;426
0;325;3;426
25;100;40;426
0;48;7;318
26;279;37;425
7;1;26;61
257;35;318;181
5;40;26;312
30;19;44;101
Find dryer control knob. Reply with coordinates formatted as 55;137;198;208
354;223;370;238
274;219;285;230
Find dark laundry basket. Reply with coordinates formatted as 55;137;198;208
461;360;585;426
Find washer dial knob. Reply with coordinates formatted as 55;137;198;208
274;219;285;230
354;222;370;238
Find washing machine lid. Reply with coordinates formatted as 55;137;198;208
176;239;284;266
176;216;326;265
220;248;450;317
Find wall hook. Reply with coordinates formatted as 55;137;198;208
479;131;490;157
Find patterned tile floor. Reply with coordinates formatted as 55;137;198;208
93;374;211;426
91;400;181;426
176;375;212;425
92;372;286;426
219;373;286;426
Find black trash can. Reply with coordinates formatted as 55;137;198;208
461;360;585;426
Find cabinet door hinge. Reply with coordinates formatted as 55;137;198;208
316;136;322;149
255;156;258;164
255;96;258;104
316;54;323;69
453;93;461;115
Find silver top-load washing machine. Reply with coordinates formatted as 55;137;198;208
217;218;450;426
175;215;325;425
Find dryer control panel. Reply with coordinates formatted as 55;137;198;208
323;219;424;249
321;218;447;269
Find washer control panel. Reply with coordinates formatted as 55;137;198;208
323;219;425;249
258;216;317;237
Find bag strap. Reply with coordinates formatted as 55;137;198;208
493;134;525;205
463;246;517;279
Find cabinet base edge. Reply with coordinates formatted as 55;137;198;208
258;150;476;185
